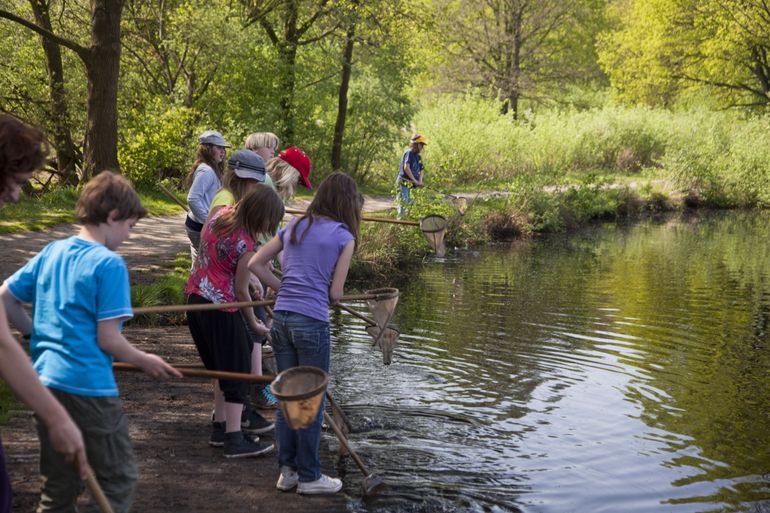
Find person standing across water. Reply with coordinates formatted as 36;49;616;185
395;133;426;217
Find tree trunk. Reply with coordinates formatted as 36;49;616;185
510;23;521;120
331;23;355;172
508;89;519;120
273;0;299;144
185;71;196;108
29;0;80;186
278;43;298;145
505;3;522;120
750;45;770;101
82;0;123;179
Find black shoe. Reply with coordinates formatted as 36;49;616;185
223;431;274;459
241;407;274;434
209;421;225;447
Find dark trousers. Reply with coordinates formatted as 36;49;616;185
36;390;137;513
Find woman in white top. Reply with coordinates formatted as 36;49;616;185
185;130;229;262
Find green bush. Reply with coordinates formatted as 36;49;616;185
661;111;770;207
119;101;198;186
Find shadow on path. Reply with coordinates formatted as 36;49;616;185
0;196;394;283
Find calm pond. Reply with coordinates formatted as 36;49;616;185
329;211;770;513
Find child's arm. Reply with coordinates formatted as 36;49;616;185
0;283;32;337
97;319;182;379
235;252;269;337
249;235;283;292
329;240;356;303
0;294;91;478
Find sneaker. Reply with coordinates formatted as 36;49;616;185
223;431;274;459
241;407;275;434
296;474;343;495
209;421;225;447
276;466;299;491
252;384;278;409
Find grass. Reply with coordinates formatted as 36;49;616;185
0;187;80;232
0;184;186;234
129;251;191;325
359;182;394;196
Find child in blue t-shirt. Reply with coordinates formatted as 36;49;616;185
249;172;362;495
0;171;181;513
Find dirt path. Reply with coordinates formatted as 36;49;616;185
0;195;395;512
4;326;348;512
0;195;394;283
0;213;190;284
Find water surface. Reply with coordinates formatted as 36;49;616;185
329;211;770;513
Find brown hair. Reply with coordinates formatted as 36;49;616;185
185;144;225;189
221;167;258;204
212;184;284;243
76;171;148;225
0;114;47;196
289;172;362;248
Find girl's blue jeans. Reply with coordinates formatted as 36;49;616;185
270;310;330;482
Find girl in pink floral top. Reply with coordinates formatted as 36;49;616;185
185;184;284;458
186;214;257;308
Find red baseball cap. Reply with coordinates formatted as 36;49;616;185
278;146;312;189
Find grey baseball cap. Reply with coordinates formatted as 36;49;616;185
228;149;266;182
198;130;230;147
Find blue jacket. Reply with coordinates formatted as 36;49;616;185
398;149;423;183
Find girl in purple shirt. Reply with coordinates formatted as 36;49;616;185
250;172;362;495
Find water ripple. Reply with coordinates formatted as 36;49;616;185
331;213;770;512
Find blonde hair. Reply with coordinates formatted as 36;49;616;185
244;132;279;153
266;157;300;202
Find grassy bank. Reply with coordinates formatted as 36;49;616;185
0;185;185;233
353;97;770;280
400;96;770;209
350;179;682;282
129;252;191;326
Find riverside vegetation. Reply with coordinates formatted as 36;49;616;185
5;98;770;290
1;0;768;283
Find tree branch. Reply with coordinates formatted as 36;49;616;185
298;71;337;90
245;0;282;26
298;23;341;45
258;17;279;45
0;9;87;59
296;0;331;37
682;73;768;100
